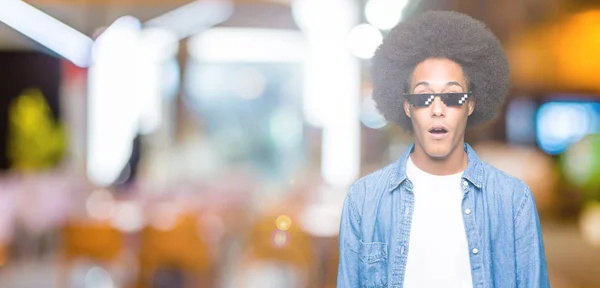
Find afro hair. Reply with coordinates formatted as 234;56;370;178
371;10;510;131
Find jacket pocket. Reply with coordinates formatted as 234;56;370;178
358;241;388;288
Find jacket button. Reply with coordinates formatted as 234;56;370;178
472;248;479;254
465;209;471;215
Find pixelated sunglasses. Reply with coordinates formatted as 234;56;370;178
403;92;472;107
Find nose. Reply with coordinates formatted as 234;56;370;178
430;96;446;117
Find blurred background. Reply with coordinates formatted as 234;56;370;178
0;0;599;287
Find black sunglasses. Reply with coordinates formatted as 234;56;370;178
403;92;472;107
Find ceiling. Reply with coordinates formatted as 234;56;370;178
0;0;297;50
2;0;598;64
1;0;568;49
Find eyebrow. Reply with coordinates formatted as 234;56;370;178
413;81;464;91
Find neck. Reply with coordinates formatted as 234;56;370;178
410;141;468;176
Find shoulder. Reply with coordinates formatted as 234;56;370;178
480;161;529;191
479;161;534;216
346;161;397;207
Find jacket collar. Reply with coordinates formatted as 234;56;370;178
389;142;484;191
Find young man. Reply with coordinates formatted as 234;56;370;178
337;11;550;288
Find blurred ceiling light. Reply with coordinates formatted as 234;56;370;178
0;0;93;67
347;24;382;59
292;0;359;128
291;0;358;32
365;0;409;30
87;16;142;187
188;28;305;62
292;0;361;187
88;16;185;188
111;163;132;186
145;0;233;40
94;16;142;48
137;27;179;62
135;29;175;135
162;58;181;100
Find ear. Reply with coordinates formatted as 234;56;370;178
467;98;475;116
403;99;411;118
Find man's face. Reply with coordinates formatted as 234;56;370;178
404;58;474;159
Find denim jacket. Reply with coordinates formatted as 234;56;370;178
337;143;550;288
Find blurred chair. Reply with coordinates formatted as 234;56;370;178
234;212;318;288
0;243;7;269
137;212;214;288
59;220;125;287
61;221;123;262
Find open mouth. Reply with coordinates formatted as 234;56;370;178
428;127;448;134
428;126;449;139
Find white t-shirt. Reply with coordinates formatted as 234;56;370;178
403;156;474;288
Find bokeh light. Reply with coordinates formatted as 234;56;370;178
360;96;387;129
536;102;600;155
275;215;292;231
364;0;408;30
271;230;290;249
84;266;115;288
150;202;181;231
347;24;382;59
85;189;116;220
109;201;143;233
561;134;600;197
580;202;600;247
